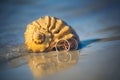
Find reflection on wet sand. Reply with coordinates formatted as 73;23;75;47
27;50;80;78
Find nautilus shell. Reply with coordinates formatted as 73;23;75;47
24;16;79;52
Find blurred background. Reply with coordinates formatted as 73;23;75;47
0;0;120;80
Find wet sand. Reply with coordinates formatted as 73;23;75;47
0;0;120;80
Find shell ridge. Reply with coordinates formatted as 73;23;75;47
52;19;63;34
49;17;56;31
31;21;41;30
45;16;50;31
54;26;71;39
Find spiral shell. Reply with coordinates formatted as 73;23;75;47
24;16;79;52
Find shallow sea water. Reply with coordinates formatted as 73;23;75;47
0;0;120;80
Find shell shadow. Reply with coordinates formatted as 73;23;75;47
78;36;120;50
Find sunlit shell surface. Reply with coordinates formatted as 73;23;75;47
24;16;79;52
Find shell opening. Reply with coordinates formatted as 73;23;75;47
55;38;78;52
67;38;78;50
55;39;70;52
